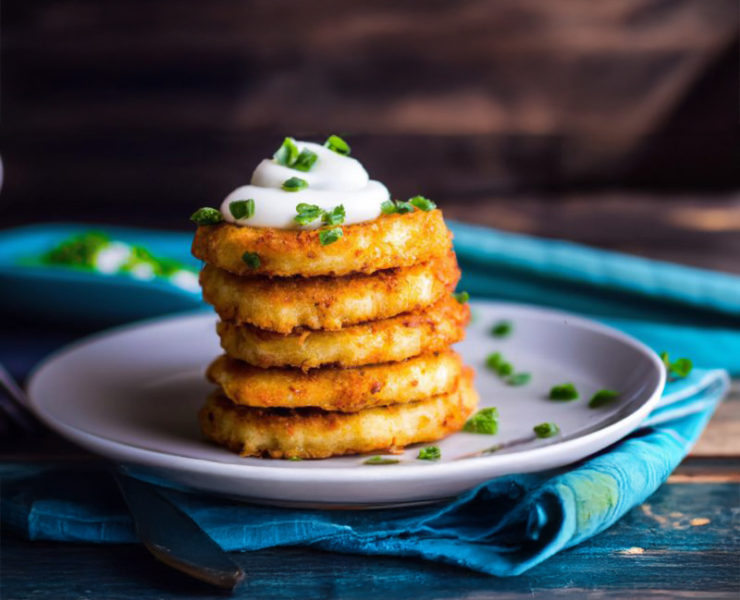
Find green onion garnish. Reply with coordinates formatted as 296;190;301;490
364;456;399;465
319;227;343;246
463;407;499;435
408;196;436;211
588;389;620;408
380;200;398;214
660;351;693;379
485;352;503;371
229;199;255;220
292;149;318;172
453;291;470;304
190;207;223;226
274;137;299;166
549;383;579;401
395;200;415;214
322;205;346;226
533;422;560;438
288;456;303;461
282;177;308;192
241;252;261;269
491;320;513;338
324;134;351;156
417;446;441;461
506;372;531;387
294;203;323;225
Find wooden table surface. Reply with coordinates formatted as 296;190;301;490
1;218;738;599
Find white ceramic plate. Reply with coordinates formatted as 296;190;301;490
27;301;665;507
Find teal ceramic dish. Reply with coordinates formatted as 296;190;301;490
0;224;204;326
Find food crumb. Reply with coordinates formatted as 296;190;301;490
690;517;710;527
620;547;645;555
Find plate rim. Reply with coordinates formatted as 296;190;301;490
26;301;667;483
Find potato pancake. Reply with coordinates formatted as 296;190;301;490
217;294;469;369
207;350;462;412
192;209;452;278
200;368;477;459
200;251;460;334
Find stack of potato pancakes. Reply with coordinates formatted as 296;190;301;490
192;206;478;459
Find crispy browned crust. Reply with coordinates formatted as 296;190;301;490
207;350;462;412
191;209;452;277
200;251;460;334
199;368;477;459
216;294;470;369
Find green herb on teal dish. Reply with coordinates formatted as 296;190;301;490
533;422;560;438
41;231;110;269
292;148;318;172
588;389;620;408
463;407;499;435
322;205;346;226
417;446;441;461
190;207;223;226
324;134;351;156
274;137;300;166
491;320;513;338
229;199;255;220
660;351;693;380
241;252;261;269
506;372;532;387
549;382;579;401
408;195;436;211
453;291;470;304
294;203;323;225
363;456;399;465
319;227;343;246
282;177;308;192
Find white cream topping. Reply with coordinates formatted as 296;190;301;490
220;140;389;229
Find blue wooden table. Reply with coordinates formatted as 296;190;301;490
1;317;739;599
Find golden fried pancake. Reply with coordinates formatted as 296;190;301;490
207;350;462;412
217;294;469;369
200;251;460;334
200;369;477;459
192;209;452;278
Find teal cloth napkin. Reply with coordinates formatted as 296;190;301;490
0;368;729;576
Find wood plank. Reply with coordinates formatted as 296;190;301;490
2;482;738;599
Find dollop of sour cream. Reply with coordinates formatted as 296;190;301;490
220;141;389;229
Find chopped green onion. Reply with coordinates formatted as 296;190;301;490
364;456;399;465
190;207;223;226
288;456;303;461
417;446;441;461
549;382;579;401
491;320;513;338
274;137;300;166
322;205;346;226
380;200;398;214
294;203;323;225
324;134;351;156
533;422;560;438
293;148;318;172
282;177;308;192
453;291;470;304
485;352;503;371
506;372;531;387
319;227;343;246
395;200;415;214
408;195;436;211
241;252;261;269
229;199;255;220
497;362;514;377
463;407;499;435
588;389;620;408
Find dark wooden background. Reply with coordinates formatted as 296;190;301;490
1;0;738;272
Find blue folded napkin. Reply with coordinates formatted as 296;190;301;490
0;368;728;576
